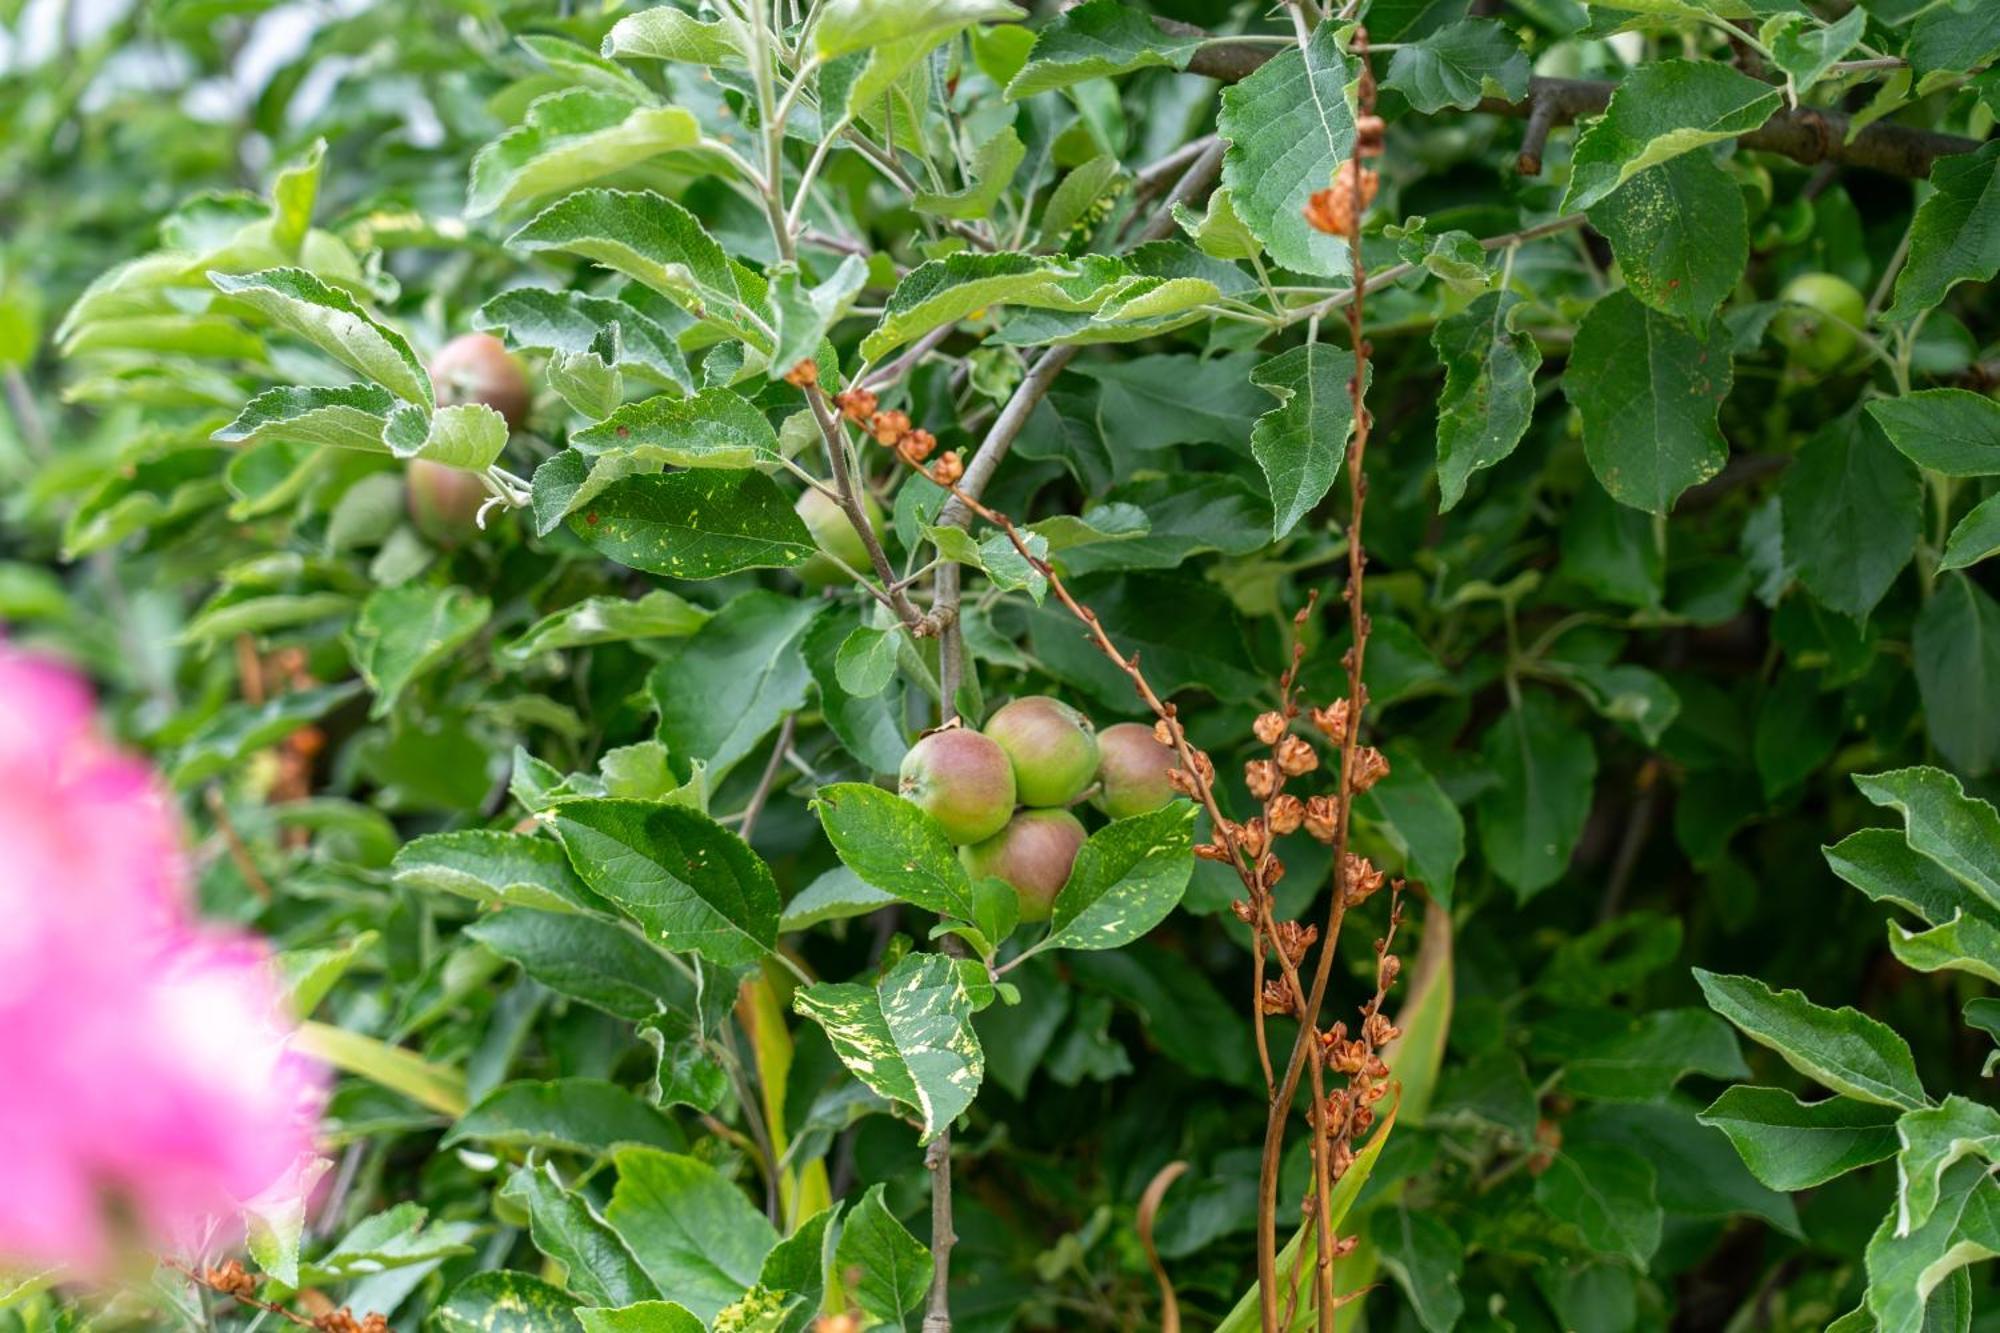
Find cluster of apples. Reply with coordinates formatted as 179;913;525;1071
898;697;1181;922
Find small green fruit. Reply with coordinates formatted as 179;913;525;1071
795;488;884;589
983;695;1099;807
406;459;489;544
899;728;1016;845
1774;273;1867;372
1094;721;1178;820
430;332;531;430
960;807;1087;923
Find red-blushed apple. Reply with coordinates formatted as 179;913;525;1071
983;694;1099;807
898;727;1016;845
430;332;530;429
960;807;1086;923
1094;721;1178;819
406;459;489;544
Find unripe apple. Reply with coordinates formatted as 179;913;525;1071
983;695;1099;807
1094;721;1178;820
898;727;1016;845
960;807;1087;923
406;459;489;544
795;487;884;589
1774;273;1867;373
430;332;531;429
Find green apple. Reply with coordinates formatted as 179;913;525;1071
1094;721;1178;820
898;727;1016;845
983;695;1099;807
430;332;531;429
1774;273;1867;373
960;808;1087;923
795;487;884;589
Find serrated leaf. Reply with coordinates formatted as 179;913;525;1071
572;470;815;578
503;1163;659;1307
574;387;781;469
1695;969;1928;1110
1370;1206;1464;1333
501;590;711;664
381;401;511;470
604;1147;777;1324
1779;408;1921;619
1172;185;1261;261
1476;692;1597;900
393;829;603;914
433;1272;577;1333
447;1079;684;1155
836;1184;932;1329
1941;493;2000;570
1561;61;1781;213
1589;149;1747;329
860;252;1083;360
470;89;701;217
553;798;780;967
770;254;867;375
1218;23;1355;277
1533;1145;1661;1267
1852;766;2000;915
602;7;747;66
915;125;1025;219
803;612;908;775
1383;19;1529;114
213;383;396;453
1898;1096;2000;1237
1863;1159;2000;1333
1433;289;1540;510
1698;1085;1901;1190
780;866;899;932
210;268;430;404
1563;289;1732;514
1248;342;1360;539
345;583;491;718
813;781;976;920
792;951;986;1141
1029;803;1195;956
650;591;821;785
1913;577;2000;775
1004;0;1201;99
813;0;1024;61
1867;390;2000;477
1886;140;2000;321
479;286;690;389
510;190;752;339
1545;1007;1748;1101
465;909;694;1021
1768;8;1866;96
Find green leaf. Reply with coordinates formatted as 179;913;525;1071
602;7;747;66
245;1157;331;1288
1217;22;1356;277
501;590;711;664
510;190;750;338
1940;493;2000;571
1589;150;1747;329
835;1184;933;1330
1476;692;1597;900
448;1079;684;1156
503;1163;659;1307
433;1272;579;1333
1534;1144;1661;1267
465;908;693;1021
915;126;1025;220
1909;6;2000;89
1561;60;1781;213
1545;1007;1748;1101
1023;572;1266;705
793;951;987;1141
393;829;603;914
1913;576;2000;776
1358;742;1465;903
209;268;431;405
1172;185;1262;262
1248;342;1360;539
574;387;782;469
1853;766;2000;915
169;681;364;786
1564;289;1732;514
1779;408;1922;619
1004;0;1202;98
553;799;780;967
835;625;902;698
781;866;899;932
814;781;976;920
470;90;701;218
293;1022;469;1117
212;383;397;453
813;0;1024;60
1867;390;2000;476
381;401;511;470
1698;1085;1901;1191
1383;19;1529;114
1570;1101;1801;1237
345;583;490;719
1768;8;1866;97
575;1303;706;1333
604;1147;778;1323
571;470;816;579
1432;289;1541;510
1886;141;2000;321
770;255;868;376
650;591;821;784
479;286;690;389
1031;802;1196;955
1370;1206;1464;1333
1863;1159;2000;1333
1897;1095;2000;1236
804;613;909;775
1695;969;1928;1110
861;252;1085;360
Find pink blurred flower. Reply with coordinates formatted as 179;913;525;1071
0;646;323;1272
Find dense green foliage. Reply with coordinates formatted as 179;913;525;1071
4;0;2000;1330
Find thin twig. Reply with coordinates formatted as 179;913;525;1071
736;714;798;843
205;786;273;901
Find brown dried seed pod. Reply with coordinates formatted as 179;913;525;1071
1260;978;1297;1017
783;359;819;387
1275;734;1319;777
834;387;878;423
868;409;911;445
1349;745;1391;793
1244;758;1282;802
1342;852;1386;905
1253;710;1288;745
1303;794;1339;843
1237;817;1271;860
1152;718;1177;746
928;450;964;485
1310;698;1353;743
897;427;937;464
1268;793;1304;835
1261;857;1287;888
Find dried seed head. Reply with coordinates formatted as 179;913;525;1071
1364;1012;1400;1046
1194;839;1235;863
1244;758;1282;802
1348;745;1391;793
1333;1233;1360;1257
1304;161;1380;237
834;387;878;423
1275;734;1319;777
1268;793;1304;835
1310;698;1354;744
897;427;937;464
868;409;911;446
1152;718;1177;746
1355;114;1387;158
1230;898;1259;925
1303;794;1339;844
1272;919;1319;965
1260;978;1297;1017
204;1261;256;1298
1237;817;1271;860
1377;951;1402;989
928;450;964;486
1253;710;1288;745
1261;856;1287;889
783;359;819;388
1342;852;1386;906
1329;1140;1356;1180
